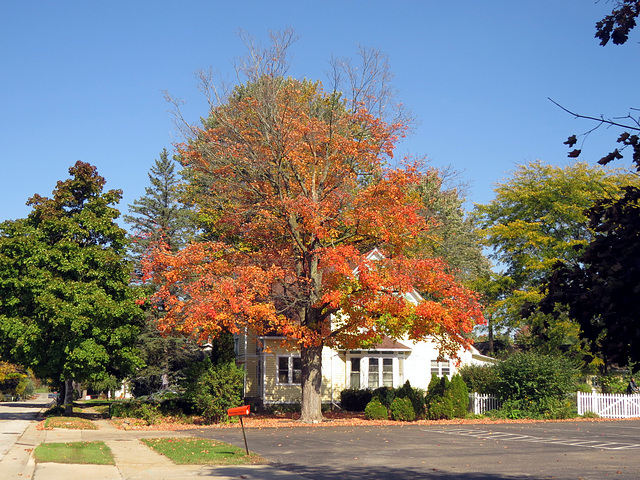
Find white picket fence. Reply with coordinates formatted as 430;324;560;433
468;392;502;414
577;392;640;418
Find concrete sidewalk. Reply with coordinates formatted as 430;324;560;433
0;419;307;479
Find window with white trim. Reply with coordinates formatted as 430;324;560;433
277;356;302;385
430;360;451;378
350;357;395;389
350;358;361;389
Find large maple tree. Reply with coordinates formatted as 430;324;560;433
146;76;483;422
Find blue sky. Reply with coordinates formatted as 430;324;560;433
2;1;637;225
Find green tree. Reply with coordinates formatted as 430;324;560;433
540;183;640;369
0;162;143;413
541;1;640;372
124;149;201;395
413;170;490;285
124;148;196;265
473;160;635;355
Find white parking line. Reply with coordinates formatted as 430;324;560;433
426;428;640;450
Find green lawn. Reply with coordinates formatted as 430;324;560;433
141;437;265;465
34;441;115;465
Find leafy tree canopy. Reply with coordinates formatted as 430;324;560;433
146;40;484;423
538;1;640;371
473;160;636;359
0;162;143;392
540;181;640;369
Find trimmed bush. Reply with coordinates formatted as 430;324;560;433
390;397;415;421
425;374;468;420
340;389;373;411
364;398;388;420
372;386;396;407
395;380;425;418
449;374;469;418
427;396;454;420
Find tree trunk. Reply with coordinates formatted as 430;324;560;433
299;344;323;423
488;316;494;354
63;378;74;416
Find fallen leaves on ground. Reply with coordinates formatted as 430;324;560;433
109;411;638;431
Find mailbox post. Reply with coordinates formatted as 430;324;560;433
227;405;251;455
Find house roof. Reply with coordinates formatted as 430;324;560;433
372;336;411;351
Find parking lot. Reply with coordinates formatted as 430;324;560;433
189;420;640;480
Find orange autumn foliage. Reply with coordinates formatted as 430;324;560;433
144;78;483;360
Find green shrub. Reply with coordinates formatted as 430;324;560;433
111;401;156;424
372;386;396;407
539;396;576;420
449;375;469;418
364;398;388;420
340;389;373;411
598;373;627;394
458;364;499;395
427;396;454;420
486;398;525;419
395;380;425;418
487;352;579;419
110;400;161;425
576;383;593;393
186;360;244;424
494;352;578;404
389;397;415;421
425;373;454;420
137;403;161;425
581;410;600;419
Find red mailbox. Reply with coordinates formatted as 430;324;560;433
227;405;250;417
227;405;251;454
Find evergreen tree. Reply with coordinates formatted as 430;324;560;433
125;149;201;394
124;148;195;270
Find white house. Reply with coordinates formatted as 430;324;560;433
235;332;495;407
234;249;495;406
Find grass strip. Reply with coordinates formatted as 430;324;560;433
34;441;115;465
141;437;265;465
44;416;97;429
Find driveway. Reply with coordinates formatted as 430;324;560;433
188;420;640;480
0;393;51;461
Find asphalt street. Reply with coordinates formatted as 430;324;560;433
188;420;640;480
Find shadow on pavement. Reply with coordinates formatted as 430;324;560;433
275;463;535;480
0;401;48;409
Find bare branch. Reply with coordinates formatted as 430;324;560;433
162;90;201;141
548;97;640;132
234;27;299;82
329;46;415;133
